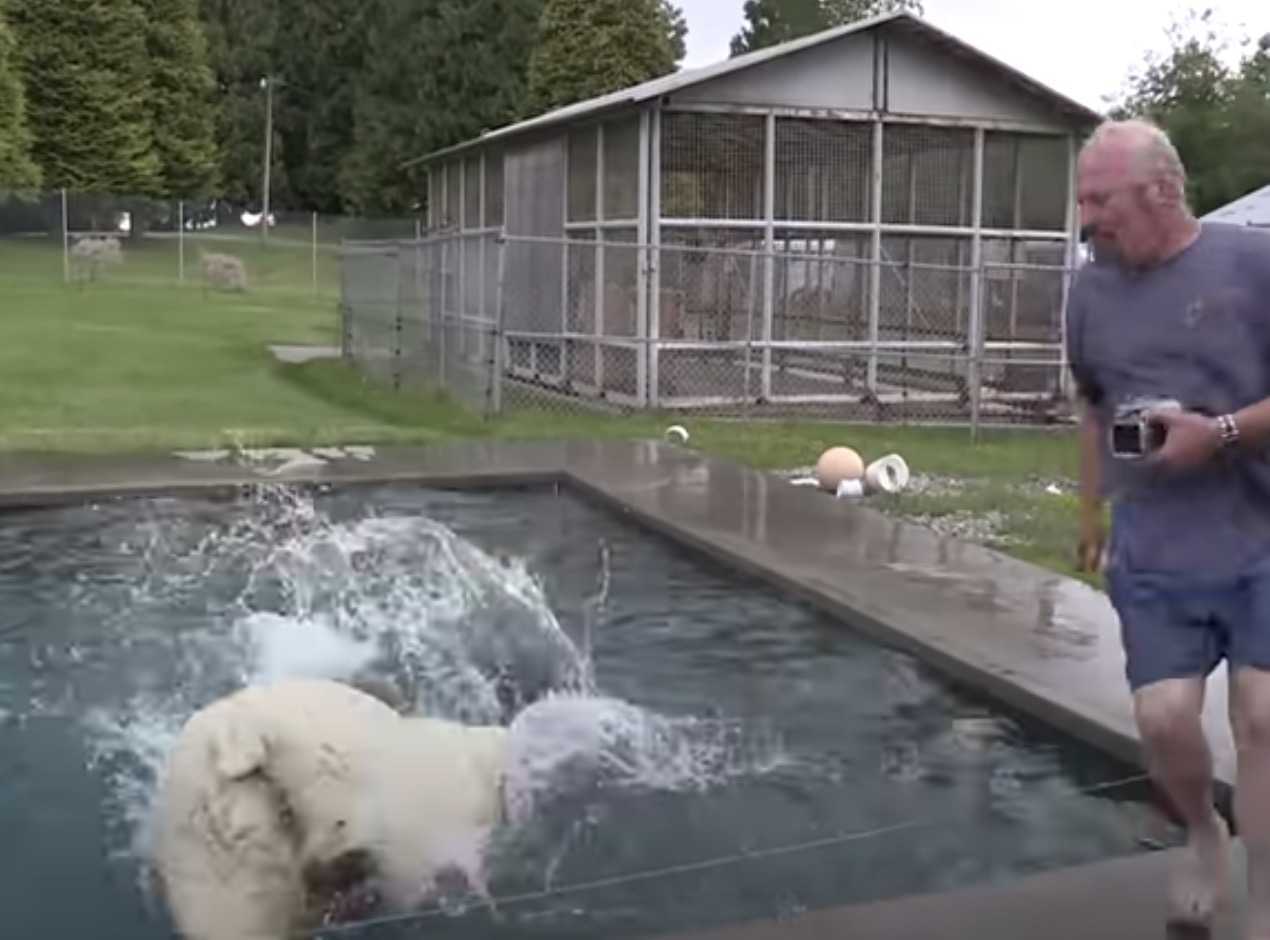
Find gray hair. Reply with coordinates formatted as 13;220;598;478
1083;118;1189;194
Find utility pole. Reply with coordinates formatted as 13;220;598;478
261;76;273;244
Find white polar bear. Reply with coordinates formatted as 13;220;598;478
151;677;509;940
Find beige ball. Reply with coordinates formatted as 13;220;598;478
815;446;865;492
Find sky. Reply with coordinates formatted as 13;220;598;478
677;0;1270;112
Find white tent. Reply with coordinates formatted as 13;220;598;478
1203;183;1270;227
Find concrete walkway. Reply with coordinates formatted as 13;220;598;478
649;842;1249;939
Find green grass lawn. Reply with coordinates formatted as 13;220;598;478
0;233;1091;585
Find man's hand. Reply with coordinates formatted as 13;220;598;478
1077;505;1106;574
1146;407;1221;472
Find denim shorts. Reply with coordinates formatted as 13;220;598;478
1106;558;1270;691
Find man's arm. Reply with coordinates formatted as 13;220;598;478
1077;396;1106;572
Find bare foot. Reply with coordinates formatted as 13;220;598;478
1167;812;1231;929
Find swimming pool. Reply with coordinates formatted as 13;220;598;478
0;481;1177;938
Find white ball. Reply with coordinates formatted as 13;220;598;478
815;446;865;492
664;424;690;445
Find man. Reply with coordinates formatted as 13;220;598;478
1066;117;1270;936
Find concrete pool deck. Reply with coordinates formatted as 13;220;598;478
0;438;1248;936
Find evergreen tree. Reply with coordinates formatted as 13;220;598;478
526;0;685;116
274;0;370;214
138;0;221;198
730;0;921;56
339;0;543;214
9;0;160;193
198;0;288;209
0;2;40;190
730;0;822;56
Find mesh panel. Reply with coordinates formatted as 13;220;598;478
568;126;598;223
566;231;597;334
342;243;401;385
658;347;754;404
661;112;766;220
446;161;462;230
771;230;871;343
878;236;972;342
981;239;1067;343
603;115;641;221
983;132;1070;231
881;125;974;227
485;148;505;227
463;235;482;317
774;118;873;222
464;158;481;230
428;171;442;229
660;227;765;341
603;228;640;338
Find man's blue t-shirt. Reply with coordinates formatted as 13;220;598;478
1065;221;1270;574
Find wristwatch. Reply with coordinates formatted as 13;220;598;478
1216;413;1241;448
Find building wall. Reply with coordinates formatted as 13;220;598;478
503;132;567;333
881;32;1065;125
672;25;1074;129
673;32;878;111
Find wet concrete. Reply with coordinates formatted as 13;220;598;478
650;840;1249;940
0;438;1238;789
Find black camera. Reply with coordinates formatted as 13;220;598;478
1110;397;1181;459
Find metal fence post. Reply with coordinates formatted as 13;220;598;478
178;200;185;284
968;127;986;441
393;242;404;391
311;212;319;297
490;232;507;417
439;237;449;392
338;239;352;361
61;188;70;285
968;260;984;440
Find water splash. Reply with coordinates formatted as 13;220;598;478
503;692;788;828
74;483;784;904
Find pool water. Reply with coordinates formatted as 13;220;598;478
0;482;1176;939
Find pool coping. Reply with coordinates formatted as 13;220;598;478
0;438;1239;801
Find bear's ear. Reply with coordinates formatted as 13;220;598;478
209;705;268;780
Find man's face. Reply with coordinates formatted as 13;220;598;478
1076;143;1165;268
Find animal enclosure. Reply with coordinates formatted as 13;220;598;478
341;12;1100;425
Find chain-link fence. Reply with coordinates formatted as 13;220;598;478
341;230;1078;431
0;189;418;302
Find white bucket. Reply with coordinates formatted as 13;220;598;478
864;454;911;495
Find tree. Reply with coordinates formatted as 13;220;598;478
730;0;824;55
273;0;371;214
730;0;922;56
339;0;544;214
821;0;922;26
9;0;160;194
198;0;288;209
661;0;688;63
525;0;685;116
1107;8;1270;216
138;0;220;198
0;2;40;190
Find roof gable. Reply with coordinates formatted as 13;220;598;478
408;11;1103;168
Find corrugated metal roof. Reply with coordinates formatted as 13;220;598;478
405;11;1103;168
1202;183;1270;227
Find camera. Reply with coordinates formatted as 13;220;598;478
1110;397;1182;459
